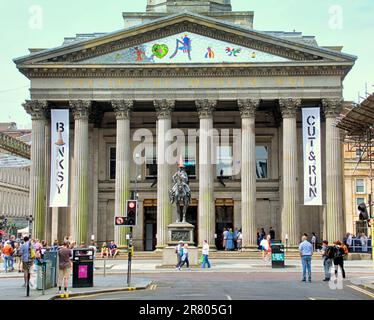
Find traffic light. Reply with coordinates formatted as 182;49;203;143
126;200;137;226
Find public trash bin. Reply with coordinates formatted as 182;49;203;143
271;243;285;268
72;248;94;288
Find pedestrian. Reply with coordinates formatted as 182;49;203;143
320;240;333;281
346;233;353;249
13;241;23;273
260;235;271;262
269;227;275;241
333;241;346;279
51;240;59;252
178;243;190;271
236;229;243;251
360;233;368;252
57;241;72;298
175;240;184;268
233;227;239;250
201;240;211;269
311;232;317;252
100;242;109;258
109;241;119;258
260;228;266;239
225;228;235;251
299;235;313;282
19;236;34;288
256;229;261;250
222;228;228;250
2;240;14;272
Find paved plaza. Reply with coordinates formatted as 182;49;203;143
0;258;372;300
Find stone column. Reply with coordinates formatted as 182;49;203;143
154;99;175;249
44;116;52;244
280;98;301;246
112;100;133;247
238;99;259;248
323;98;344;243
196;99;217;248
23;100;48;240
70;100;91;245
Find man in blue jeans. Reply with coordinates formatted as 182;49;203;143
299;235;313;282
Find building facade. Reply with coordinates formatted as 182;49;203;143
0;123;31;233
14;1;356;249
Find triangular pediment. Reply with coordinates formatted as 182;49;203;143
80;31;292;64
14;12;356;67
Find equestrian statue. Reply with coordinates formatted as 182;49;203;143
169;157;191;223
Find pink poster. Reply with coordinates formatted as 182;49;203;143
78;265;88;279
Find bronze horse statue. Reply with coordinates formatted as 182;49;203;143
169;166;191;223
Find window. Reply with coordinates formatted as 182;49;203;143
146;145;157;178
216;146;233;177
356;179;365;193
185;144;196;178
356;197;365;206
256;146;268;179
109;147;116;180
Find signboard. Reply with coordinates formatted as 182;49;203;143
50;109;69;207
302;108;322;206
78;265;88;279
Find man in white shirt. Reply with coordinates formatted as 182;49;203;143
202;240;211;269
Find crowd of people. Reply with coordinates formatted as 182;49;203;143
221;227;243;251
0;235;121;297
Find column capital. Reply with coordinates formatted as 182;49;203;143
279;98;301;118
22;100;48;120
196;99;217;119
112;100;133;120
322;98;344;118
70;100;92;120
238;99;260;118
154;99;175;119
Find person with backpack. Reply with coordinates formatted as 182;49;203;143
333;241;346;279
19;236;35;288
320;240;334;281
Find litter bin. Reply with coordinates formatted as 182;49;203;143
43;249;58;287
271;243;285;268
72;248;94;288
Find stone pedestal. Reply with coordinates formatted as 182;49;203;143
160;222;198;267
167;222;195;245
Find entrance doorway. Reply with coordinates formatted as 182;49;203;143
144;206;157;251
215;205;234;250
185;205;198;245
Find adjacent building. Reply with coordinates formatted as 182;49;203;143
0;123;31;233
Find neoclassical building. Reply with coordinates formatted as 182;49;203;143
14;0;356;249
0;123;31;231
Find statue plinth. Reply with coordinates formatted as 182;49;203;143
167;222;195;246
158;222;198;268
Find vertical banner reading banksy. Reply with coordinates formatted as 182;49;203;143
302;108;322;206
50;109;69;207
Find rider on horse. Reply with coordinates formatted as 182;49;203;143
169;157;191;222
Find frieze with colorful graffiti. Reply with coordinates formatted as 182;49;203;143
82;32;291;64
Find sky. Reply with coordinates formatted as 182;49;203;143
0;0;373;128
